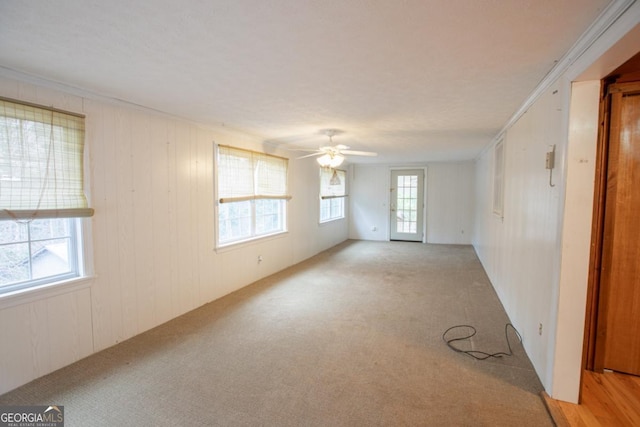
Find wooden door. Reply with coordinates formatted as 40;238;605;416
596;81;640;376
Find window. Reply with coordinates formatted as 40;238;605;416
395;174;418;233
493;138;505;217
0;97;92;295
319;168;346;223
0;218;81;290
216;145;290;246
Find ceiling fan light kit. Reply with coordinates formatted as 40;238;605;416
294;129;377;168
317;153;345;168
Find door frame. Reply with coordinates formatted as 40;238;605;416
388;167;427;242
584;79;611;372
584;78;640;372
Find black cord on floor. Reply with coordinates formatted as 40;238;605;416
442;323;522;360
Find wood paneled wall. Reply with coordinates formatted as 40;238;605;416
0;75;348;394
473;82;565;394
426;162;475;244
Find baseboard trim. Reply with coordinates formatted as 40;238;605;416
540;391;571;427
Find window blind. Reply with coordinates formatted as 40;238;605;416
320;168;346;199
0;97;93;220
217;145;291;203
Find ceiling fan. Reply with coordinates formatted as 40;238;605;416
295;129;377;168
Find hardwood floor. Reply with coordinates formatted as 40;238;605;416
543;370;640;426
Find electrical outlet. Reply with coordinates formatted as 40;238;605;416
258;255;263;263
538;323;543;335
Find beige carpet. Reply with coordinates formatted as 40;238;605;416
0;240;553;426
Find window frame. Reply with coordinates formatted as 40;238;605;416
217;198;288;246
0;97;92;297
320;197;345;223
319;168;347;223
0;217;85;295
215;144;291;248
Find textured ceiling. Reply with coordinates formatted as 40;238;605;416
0;0;611;163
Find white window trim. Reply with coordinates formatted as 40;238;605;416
319;197;346;224
319;168;347;223
0;97;94;296
214;143;290;248
0;218;94;300
0;274;94;310
214;228;289;253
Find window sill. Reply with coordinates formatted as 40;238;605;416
319;217;346;225
215;230;289;253
0;276;94;310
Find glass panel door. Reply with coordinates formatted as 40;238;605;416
389;169;424;242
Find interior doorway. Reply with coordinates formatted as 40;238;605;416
389;169;424;242
586;52;640;377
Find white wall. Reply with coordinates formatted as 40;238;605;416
349;162;474;244
349;165;390;241
0;74;348;394
426;162;475;244
473;1;640;402
474;82;565;394
474;77;606;404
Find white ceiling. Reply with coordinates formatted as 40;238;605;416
0;0;611;163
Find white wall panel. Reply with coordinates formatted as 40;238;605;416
174;122;196;316
115;109;139;342
426;162;474;244
132;113;155;334
100;104;126;349
289;157;321;260
86;101;112;350
0;304;34;392
289;157;349;263
165;121;182;323
474;83;564;395
28;299;50;378
45;289;94;372
0;75;349;394
149;118;173;325
195;129;218;305
0;288;93;393
474;79;604;403
349;165;390;241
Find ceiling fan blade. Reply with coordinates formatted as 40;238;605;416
341;150;378;157
297;152;323;159
335;144;350;150
289;147;322;153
